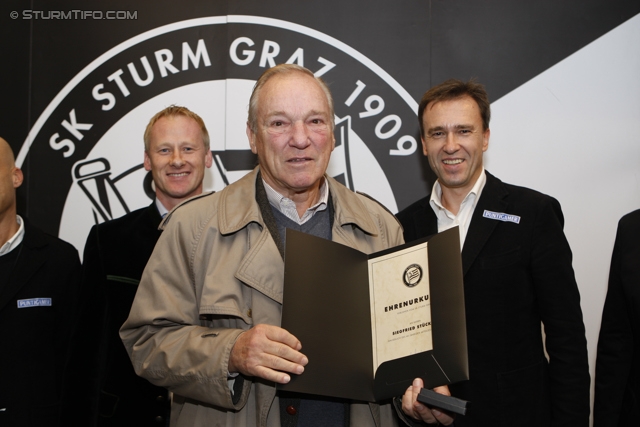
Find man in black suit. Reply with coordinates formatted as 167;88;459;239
0;137;81;426
397;80;590;426
594;209;640;426
66;106;212;426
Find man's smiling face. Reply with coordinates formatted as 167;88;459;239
144;115;212;210
247;71;335;199
421;95;489;194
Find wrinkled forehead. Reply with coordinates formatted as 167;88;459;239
148;116;204;143
260;73;330;110
424;96;482;123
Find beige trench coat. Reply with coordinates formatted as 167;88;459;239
120;167;405;427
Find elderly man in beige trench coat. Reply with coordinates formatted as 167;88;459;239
121;64;454;427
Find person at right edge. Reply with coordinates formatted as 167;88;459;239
397;79;590;426
594;209;640;426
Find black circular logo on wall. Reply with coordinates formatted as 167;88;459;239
17;16;425;253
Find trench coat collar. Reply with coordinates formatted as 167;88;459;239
218;167;379;237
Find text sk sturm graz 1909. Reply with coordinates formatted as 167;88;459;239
17;16;425;253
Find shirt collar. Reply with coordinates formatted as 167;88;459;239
155;198;170;218
430;168;487;213
263;178;329;225
428;169;487;249
0;215;25;256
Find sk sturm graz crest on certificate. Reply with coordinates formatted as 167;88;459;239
368;241;432;374
281;227;467;402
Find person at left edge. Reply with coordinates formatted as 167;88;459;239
0;137;81;427
63;106;213;426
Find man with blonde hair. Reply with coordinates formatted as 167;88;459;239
65;106;212;426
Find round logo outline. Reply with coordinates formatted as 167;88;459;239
16;15;418;167
403;263;423;287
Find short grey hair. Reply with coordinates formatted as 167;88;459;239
247;64;335;134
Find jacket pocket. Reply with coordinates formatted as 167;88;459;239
98;390;119;417
480;247;521;269
496;359;550;426
106;275;139;286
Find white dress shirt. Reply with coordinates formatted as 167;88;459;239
0;215;25;257
263;178;329;224
429;169;487;249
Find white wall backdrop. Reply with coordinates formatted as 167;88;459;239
487;14;640;405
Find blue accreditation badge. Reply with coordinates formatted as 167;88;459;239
483;210;521;224
17;298;52;308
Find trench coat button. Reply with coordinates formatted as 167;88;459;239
156;395;165;402
247;309;252;318
286;405;297;415
154;415;164;423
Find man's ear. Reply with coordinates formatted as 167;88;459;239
330;128;336;152
482;128;490;152
143;151;152;171
421;137;429;156
12;167;23;189
247;123;258;154
204;149;213;168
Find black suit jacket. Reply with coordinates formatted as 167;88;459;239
594;209;640;426
64;203;168;426
397;172;590;427
0;219;81;427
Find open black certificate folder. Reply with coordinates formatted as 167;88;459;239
280;227;468;402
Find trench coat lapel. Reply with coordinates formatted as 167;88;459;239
218;168;285;304
235;227;284;304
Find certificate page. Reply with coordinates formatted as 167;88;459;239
368;242;433;374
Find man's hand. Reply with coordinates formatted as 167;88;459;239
228;324;308;384
402;378;455;425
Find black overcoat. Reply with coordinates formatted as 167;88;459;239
0;220;81;427
397;172;590;427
